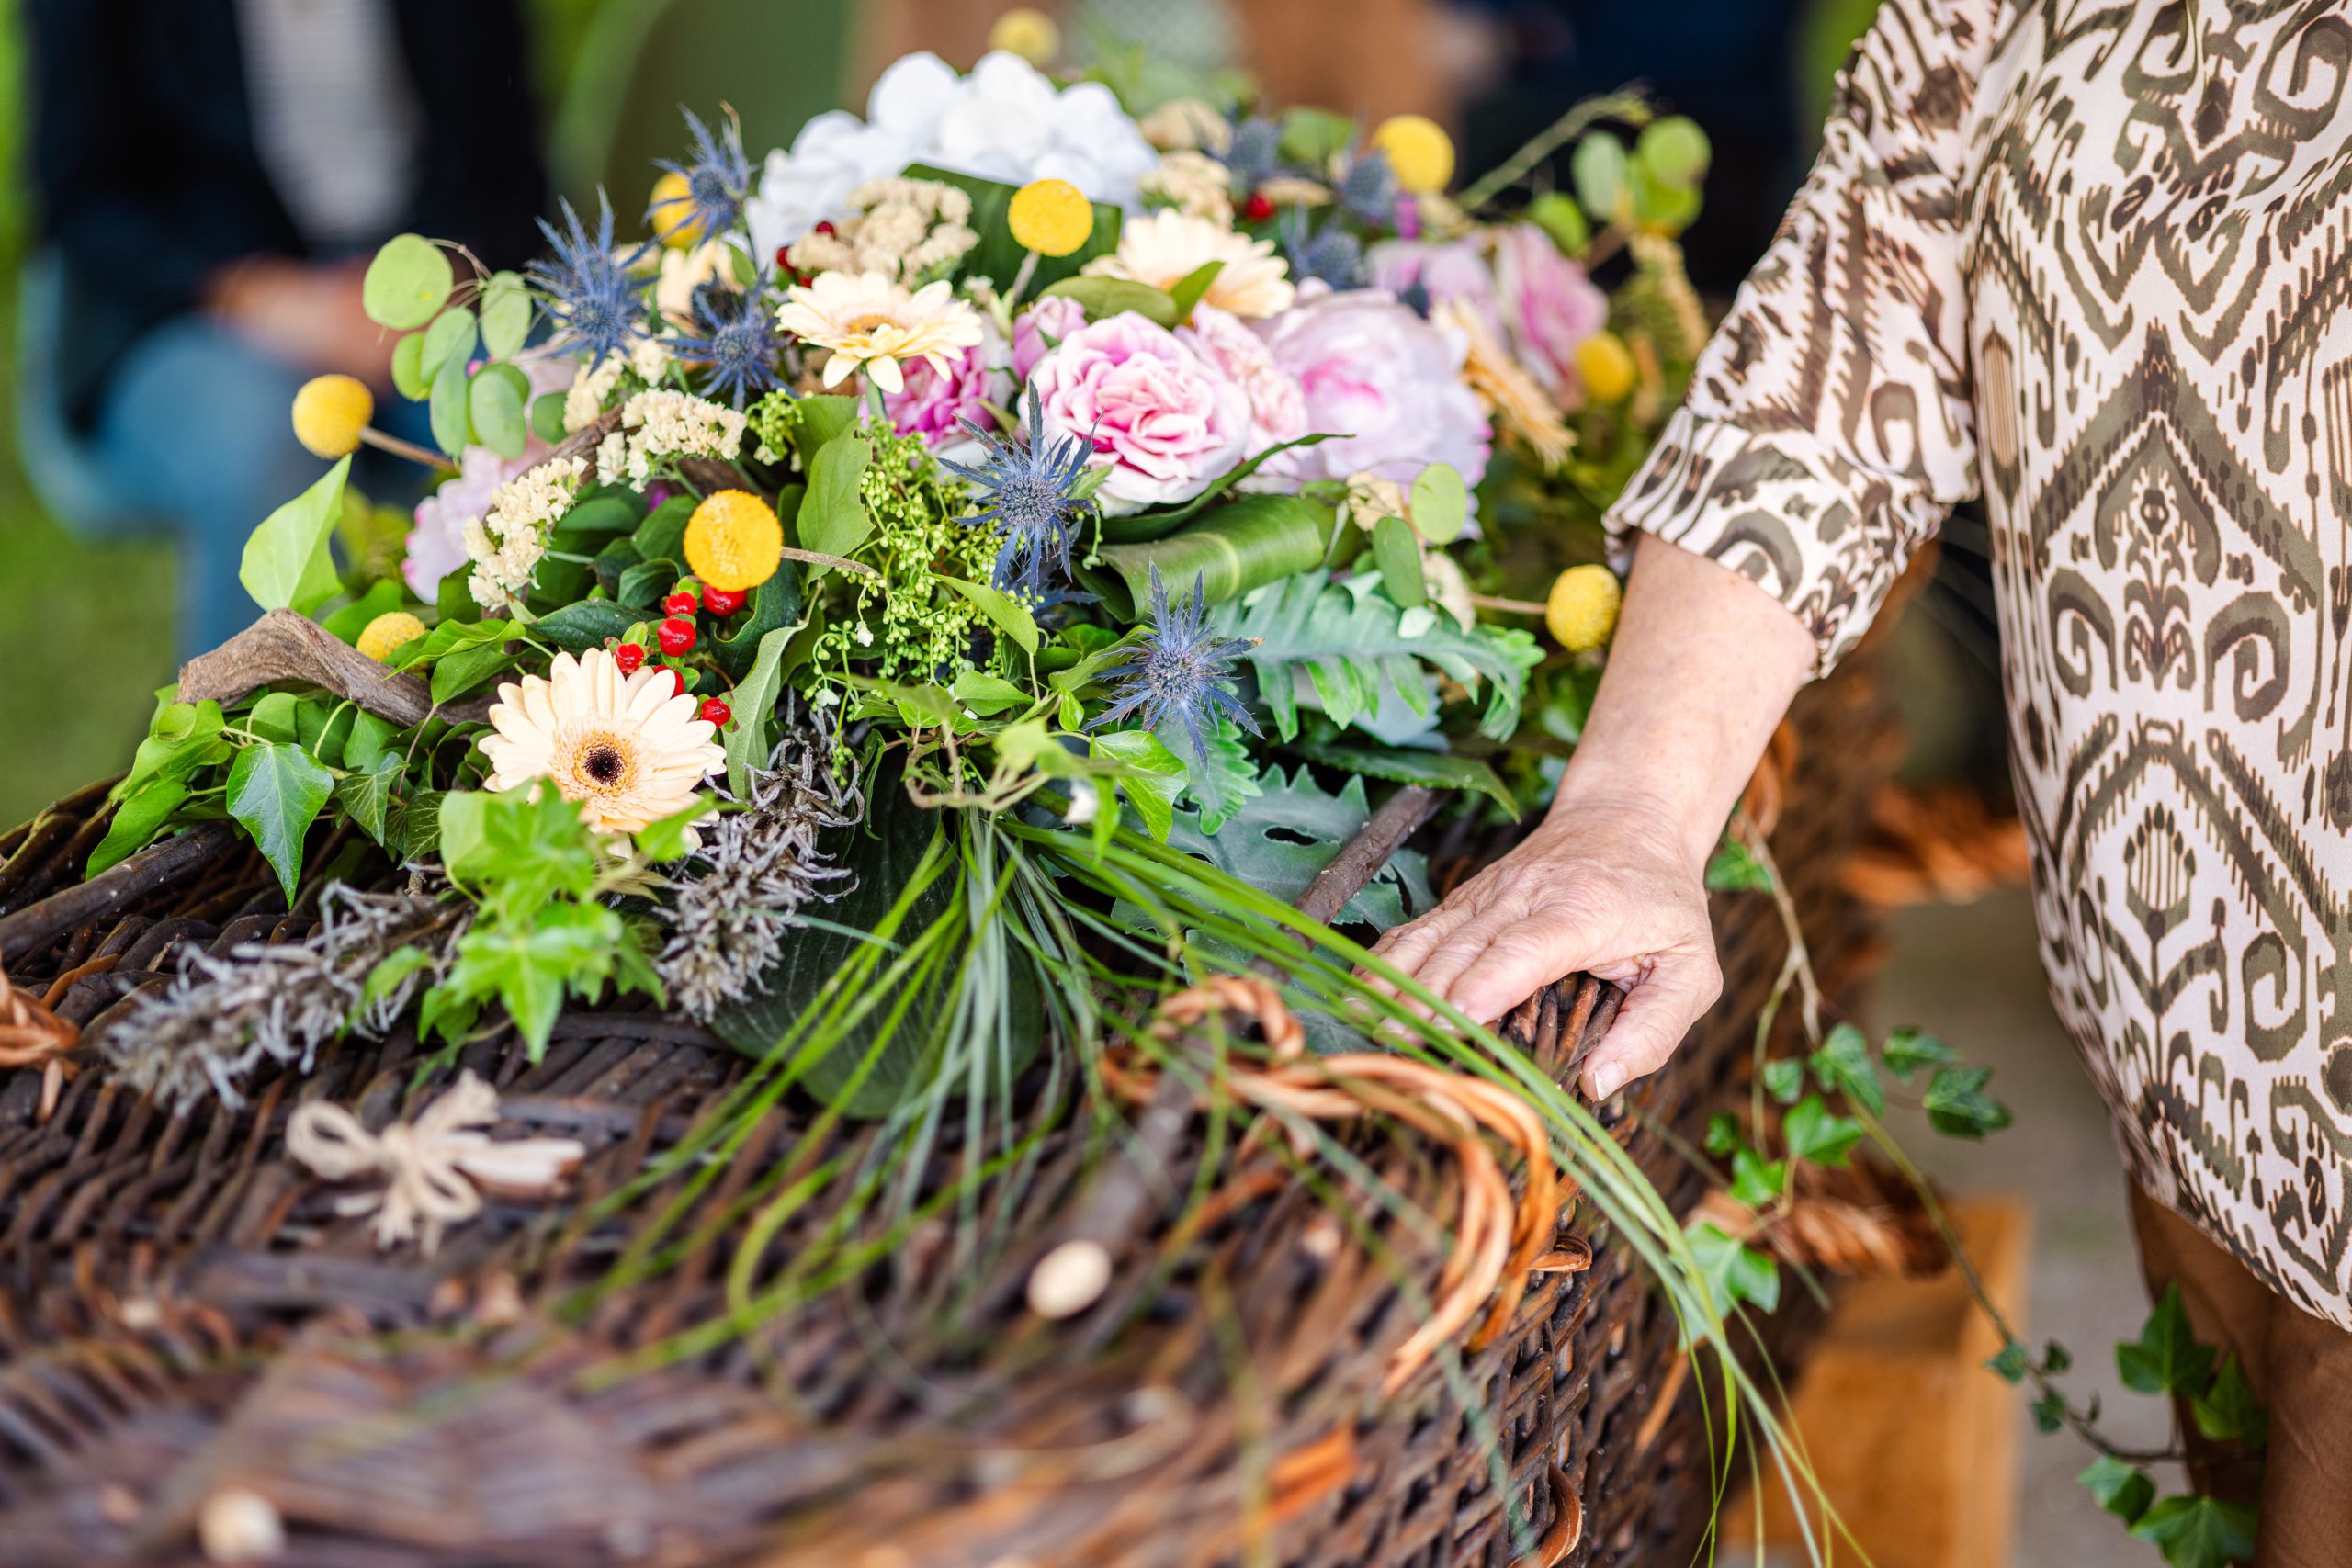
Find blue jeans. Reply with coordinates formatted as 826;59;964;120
92;316;430;659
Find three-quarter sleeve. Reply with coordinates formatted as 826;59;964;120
1604;0;1996;671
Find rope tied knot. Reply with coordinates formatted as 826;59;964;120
287;1070;584;1254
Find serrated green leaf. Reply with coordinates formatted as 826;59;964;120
226;741;334;905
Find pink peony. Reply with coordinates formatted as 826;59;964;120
1012;294;1089;383
1258;284;1489;491
886;317;1008;458
1177;302;1307;485
1492;223;1606;398
1025;311;1250;513
1368;238;1502;338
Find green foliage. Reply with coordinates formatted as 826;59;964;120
2117;1284;2216;1397
1091;495;1339;618
1040;274;1178;326
1807;1022;1883;1115
1703;835;1772;891
1922;1063;2013;1138
798;432;874;565
2130;1496;2258;1568
362;233;454;329
1285;739;1518;818
724;626;797;795
479;271;534;359
1782;1094;1862;1168
1686;1219;1780;1315
1884;1026;1958;1081
240;458;352;614
1157;764;1432;931
1210;571;1539;743
226;741;334;904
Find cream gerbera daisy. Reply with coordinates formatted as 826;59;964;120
1083;210;1295;319
479;648;724;840
774;270;984;394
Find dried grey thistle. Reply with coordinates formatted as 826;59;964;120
659;707;863;1021
100;882;468;1111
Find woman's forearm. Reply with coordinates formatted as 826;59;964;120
1549;534;1818;869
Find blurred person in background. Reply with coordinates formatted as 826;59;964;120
26;0;548;657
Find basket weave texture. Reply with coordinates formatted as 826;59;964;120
0;635;1895;1568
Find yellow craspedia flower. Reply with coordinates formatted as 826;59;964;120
291;374;373;458
684;490;783;593
1576;331;1637;403
650;170;704;249
989;6;1060;65
356;610;428;663
1545;564;1622;652
1371;115;1455;195
1009;178;1094;257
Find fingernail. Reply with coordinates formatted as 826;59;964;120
1589;1061;1625;1100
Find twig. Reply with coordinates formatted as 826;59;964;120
1471;594;1549;617
357;427;456;472
0;823;239;963
1295;786;1440;930
176;609;497;730
1457;88;1656;212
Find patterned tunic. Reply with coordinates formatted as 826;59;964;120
1607;0;2352;1323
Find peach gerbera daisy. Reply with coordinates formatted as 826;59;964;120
479;648;724;840
774;270;984;393
1083;210;1295;319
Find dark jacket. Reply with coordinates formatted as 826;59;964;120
28;0;550;421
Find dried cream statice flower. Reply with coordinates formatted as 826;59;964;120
480;647;724;838
1083;210;1295;319
785;177;978;282
563;358;625;434
775;270;985;393
1138;97;1231;154
468;454;586;608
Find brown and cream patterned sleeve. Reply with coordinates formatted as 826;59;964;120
1604;0;1996;671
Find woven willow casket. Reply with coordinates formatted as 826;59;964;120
0;615;1897;1568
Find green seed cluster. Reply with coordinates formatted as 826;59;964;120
809;426;1005;684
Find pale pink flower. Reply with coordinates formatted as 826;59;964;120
1026;312;1250;513
1012;294;1089;383
1177;303;1306;485
886;314;1009;458
1258;284;1489;491
1492;223;1606;398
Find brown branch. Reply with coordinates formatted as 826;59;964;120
176;610;495;730
1295;785;1440;929
0;822;239;963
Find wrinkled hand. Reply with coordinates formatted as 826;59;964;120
1365;800;1721;1100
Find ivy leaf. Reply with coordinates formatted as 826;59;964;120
1760;1057;1806;1105
1884;1025;1959;1081
2129;1495;2258;1568
2117;1283;2217;1397
1985;1340;2030;1383
1704;1111;1744;1157
87;775;193;877
2078;1456;2155;1527
1686;1219;1780;1316
332;754;402;848
359;947;437;1019
1728;1147;1786;1206
2044;1339;2073;1374
1924;1063;2012;1139
2191;1352;2267;1447
240;457;351;614
1808;1021;1884;1115
1704;835;1772;891
1783;1094;1863;1168
226;741;334;905
2030;1391;2067;1433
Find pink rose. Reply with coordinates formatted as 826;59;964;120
887;317;1007;458
1177;302;1306;486
1026;311;1250;513
1258;284;1489;491
1012;294;1089;383
1492;223;1605;398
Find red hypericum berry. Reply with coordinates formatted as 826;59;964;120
657;616;696;656
662;591;700;619
612;641;646;674
702;583;748;615
1243;191;1274;222
698;697;733;728
813;220;836;237
774;244;793;269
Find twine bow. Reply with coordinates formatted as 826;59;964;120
287;1070;584;1254
1;959;108;1122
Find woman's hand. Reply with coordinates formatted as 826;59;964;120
1368;794;1720;1100
1364;535;1819;1101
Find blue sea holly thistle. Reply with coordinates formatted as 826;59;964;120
529;193;652;366
673;272;786;408
652;107;754;241
941;387;1100;597
1092;567;1261;765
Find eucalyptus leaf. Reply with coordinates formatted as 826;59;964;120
1372;514;1426;607
478;270;534;358
469;362;530;459
419;305;479;383
390;333;428;399
1571;131;1631;221
428;348;471;457
363;233;453;330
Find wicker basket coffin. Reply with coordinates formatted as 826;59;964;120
0;620;1897;1568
